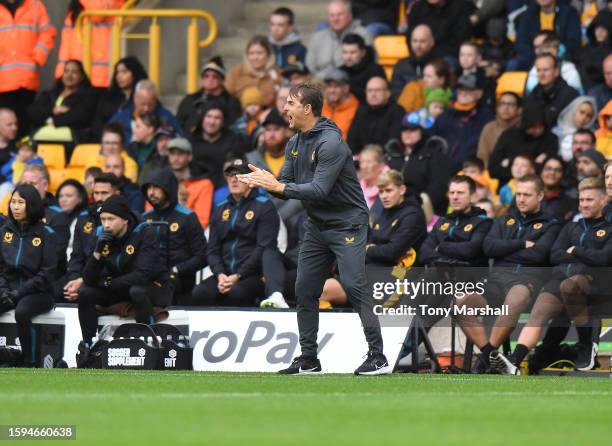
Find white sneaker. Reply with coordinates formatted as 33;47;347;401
260;292;289;309
489;350;520;375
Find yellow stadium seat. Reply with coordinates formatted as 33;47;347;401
69;144;101;167
48;167;86;195
37;144;65;170
374;35;409;81
496;71;528;98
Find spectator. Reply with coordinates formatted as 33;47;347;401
554;96;597;162
176;56;241;134
0;184;57;367
246;108;302;226
281;62;314;87
231;87;266;141
596;99;612;157
306;0;372;78
128;113;160;170
20;165;61;224
138;125;174;185
358;144;388;212
141;168;207;305
0;0;55;138
91;57;148;140
527;54;579;129
457;41;496;108
525;31;583;95
226;35;282;108
510;0;581;70
390;24;437;98
321;68;359;140
384;116;450;215
499;154;536;206
540;155;576;221
576;9;612;92
352;0;399;37
398;58;453;113
489;100;558;184
587;54;612;112
431;73;495;173
104;153;144;213
28;60;98;144
347;76;404;154
190;102;248;188
109;79;182;143
55;0;124;88
405;87;452;129
481;18;515;78
52;178;88;292
477;92;522;168
576;148;606;180
406;0;474;59
191;158;280;307
167;138;213;229
0;109;18;171
83;166;103;202
268;7;307;68
95;123;138;183
565;128;597;188
468;0;506;32
0;140;44;197
340;33;386;103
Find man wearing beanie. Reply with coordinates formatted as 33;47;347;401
576;149;607;181
141;167;207;304
77;195;171;345
176;56;242;134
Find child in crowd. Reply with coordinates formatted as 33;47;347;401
499;154;536;207
405;88;452;129
0;139;44;197
232;86;266;140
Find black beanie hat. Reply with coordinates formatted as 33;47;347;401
99;195;131;220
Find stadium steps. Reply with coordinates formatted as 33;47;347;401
153;0;328;112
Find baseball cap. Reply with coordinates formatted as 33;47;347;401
224;158;251;175
456;73;484;91
167;137;192;154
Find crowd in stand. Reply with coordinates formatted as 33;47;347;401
0;0;611;369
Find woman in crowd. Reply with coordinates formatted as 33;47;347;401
28;60;98;145
91;57;149;139
553;96;597;162
540;155;577;221
0;184;58;367
128;114;160;169
397;58;453;113
359;145;388;215
226;35;282;107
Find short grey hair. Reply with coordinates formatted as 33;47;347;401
135;79;158;97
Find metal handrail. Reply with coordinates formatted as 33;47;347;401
77;9;218;93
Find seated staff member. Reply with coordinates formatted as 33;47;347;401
141;168;207;304
0;185;57;367
491;178;612;374
320;170;428;306
63;174;121;303
191;158;280;306
456;174;561;372
417;175;493;327
77;196;171;345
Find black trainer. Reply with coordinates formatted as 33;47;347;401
277;356;322;375
354;351;391;375
489;350;520;375
574;342;598;371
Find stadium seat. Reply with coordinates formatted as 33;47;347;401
37;144;66;170
69;144;100;167
374;35;409;81
496;71;528;98
48;167;86;194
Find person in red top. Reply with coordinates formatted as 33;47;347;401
321;68;359;141
0;0;56;137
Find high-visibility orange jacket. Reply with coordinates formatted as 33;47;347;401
55;0;124;88
0;0;56;93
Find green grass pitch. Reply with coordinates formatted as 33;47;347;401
1;369;611;445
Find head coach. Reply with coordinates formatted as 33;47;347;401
238;83;389;375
